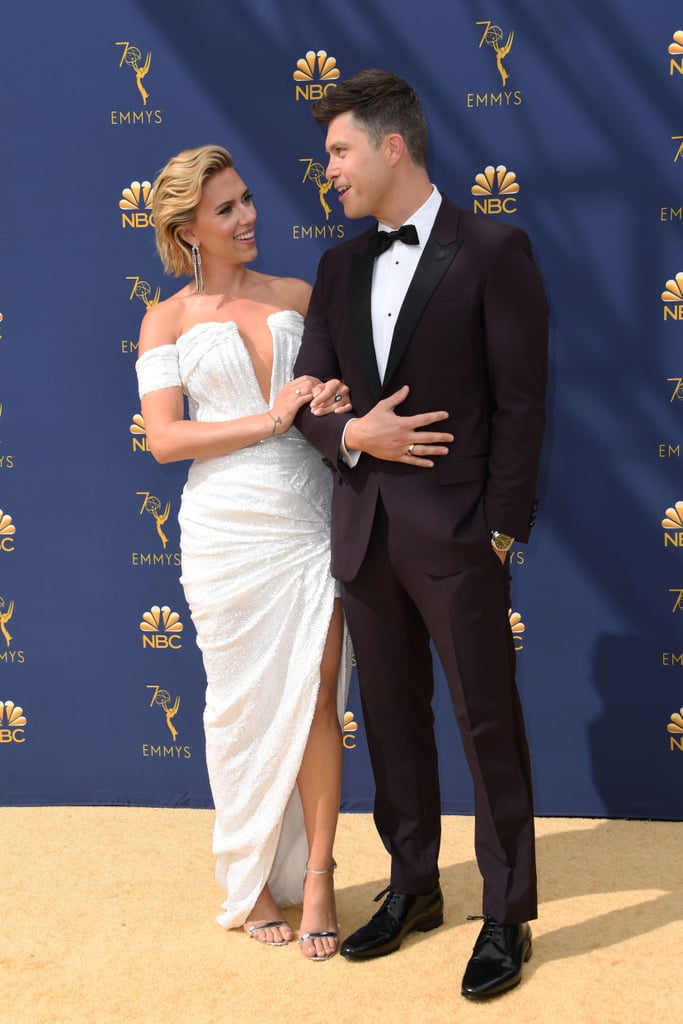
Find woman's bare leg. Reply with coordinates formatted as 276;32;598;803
297;598;344;959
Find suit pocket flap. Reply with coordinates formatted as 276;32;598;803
435;455;489;485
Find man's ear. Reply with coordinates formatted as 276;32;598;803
385;133;406;165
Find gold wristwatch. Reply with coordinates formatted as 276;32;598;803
490;530;514;552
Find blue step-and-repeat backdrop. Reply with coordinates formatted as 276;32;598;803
2;0;682;818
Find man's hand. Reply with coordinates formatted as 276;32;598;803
309;378;353;416
344;385;453;467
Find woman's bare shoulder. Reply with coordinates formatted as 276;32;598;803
264;274;312;316
138;289;191;354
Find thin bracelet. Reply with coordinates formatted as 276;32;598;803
266;411;282;436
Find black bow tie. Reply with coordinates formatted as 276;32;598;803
370;223;419;257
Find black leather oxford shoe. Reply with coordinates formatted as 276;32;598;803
461;916;532;999
340;884;444;960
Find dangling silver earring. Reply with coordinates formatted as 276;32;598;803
191;243;204;292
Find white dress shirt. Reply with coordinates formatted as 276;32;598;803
342;185;442;464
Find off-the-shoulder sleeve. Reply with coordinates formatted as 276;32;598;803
136;345;182;398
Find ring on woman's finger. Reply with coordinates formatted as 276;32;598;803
295;388;301;396
406;444;415;456
334;393;342;402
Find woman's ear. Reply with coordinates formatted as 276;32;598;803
179;225;198;246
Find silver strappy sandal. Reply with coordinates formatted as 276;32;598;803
299;860;338;962
247;920;291;947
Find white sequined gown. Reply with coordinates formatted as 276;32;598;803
136;311;350;929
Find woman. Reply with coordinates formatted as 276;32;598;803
135;145;352;962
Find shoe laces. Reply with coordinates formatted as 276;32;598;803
467;914;507;952
373;886;404;915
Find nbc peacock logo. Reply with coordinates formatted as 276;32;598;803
130;412;149;453
669;30;683;76
140;605;184;650
662;502;683;547
667;706;683;751
342;710;358;750
293;49;340;101
662;272;683;321
119;180;154;229
509;608;525;652
472;165;519;215
0;510;15;553
0;700;27;743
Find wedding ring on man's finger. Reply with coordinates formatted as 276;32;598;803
406;444;415;456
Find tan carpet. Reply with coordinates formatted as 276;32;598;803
1;808;679;1023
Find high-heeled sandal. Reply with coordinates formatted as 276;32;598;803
299;859;338;962
246;920;292;947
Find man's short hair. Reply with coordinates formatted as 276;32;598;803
312;69;428;168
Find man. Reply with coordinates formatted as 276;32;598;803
294;69;548;999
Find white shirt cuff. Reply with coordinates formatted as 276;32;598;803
340;420;361;468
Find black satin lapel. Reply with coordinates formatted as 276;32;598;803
349;250;382;400
382;237;463;390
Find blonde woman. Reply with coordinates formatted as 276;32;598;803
135;145;351;961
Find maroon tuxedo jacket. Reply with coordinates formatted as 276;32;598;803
294;195;549;582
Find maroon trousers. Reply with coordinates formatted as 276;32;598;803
341;498;537;924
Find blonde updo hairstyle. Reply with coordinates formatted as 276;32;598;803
152;145;234;277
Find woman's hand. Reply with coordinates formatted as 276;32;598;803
309;379;353;416
267;376;321;434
